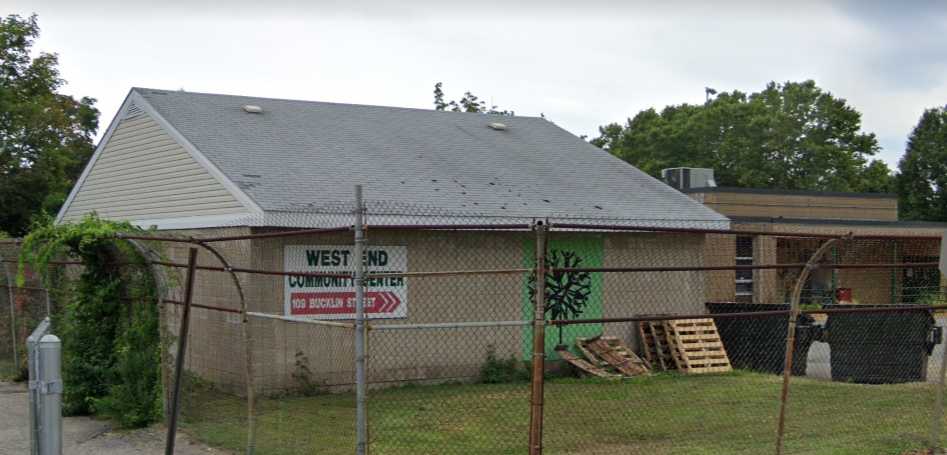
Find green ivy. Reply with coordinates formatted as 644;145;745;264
19;214;163;427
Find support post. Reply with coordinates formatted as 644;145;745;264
4;259;19;385
354;185;368;455
165;247;199;455
37;334;62;455
933;323;947;452
528;221;548;455
931;234;946;451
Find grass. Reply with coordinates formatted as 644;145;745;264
181;371;939;455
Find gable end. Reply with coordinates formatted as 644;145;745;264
58;102;250;226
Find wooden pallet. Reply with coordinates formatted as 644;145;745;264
577;336;650;377
663;318;732;374
638;321;675;371
556;346;621;379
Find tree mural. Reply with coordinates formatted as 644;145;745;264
528;249;593;347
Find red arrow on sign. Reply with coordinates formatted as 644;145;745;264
368;291;402;313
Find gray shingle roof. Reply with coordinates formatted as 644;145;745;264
135;88;728;226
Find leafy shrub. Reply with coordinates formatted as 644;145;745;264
479;346;529;384
915;292;947;307
19;214;163;427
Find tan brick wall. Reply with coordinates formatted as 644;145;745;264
734;222;943;306
704;234;736;302
697;192;898;221
755;235;780;303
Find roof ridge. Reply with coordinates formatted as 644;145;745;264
131;87;543;120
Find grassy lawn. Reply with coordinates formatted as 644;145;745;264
181;371;940;454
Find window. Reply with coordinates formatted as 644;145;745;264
736;236;754;303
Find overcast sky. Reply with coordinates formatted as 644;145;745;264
9;0;947;169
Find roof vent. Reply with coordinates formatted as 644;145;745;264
487;122;507;131
242;105;263;114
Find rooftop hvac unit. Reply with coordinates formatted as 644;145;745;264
661;167;716;190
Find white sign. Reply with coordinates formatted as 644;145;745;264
284;245;407;320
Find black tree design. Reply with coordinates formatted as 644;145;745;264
527;249;593;347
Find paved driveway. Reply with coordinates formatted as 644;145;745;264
0;381;224;454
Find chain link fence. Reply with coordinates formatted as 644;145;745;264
2;191;945;454
0;241;69;382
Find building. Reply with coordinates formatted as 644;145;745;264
56;88;729;391
666;169;946;306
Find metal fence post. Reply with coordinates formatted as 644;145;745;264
37;333;62;455
27;317;52;455
4;258;19;382
528;221;548;455
931;234;946;451
165;247;199;455
354;185;368;455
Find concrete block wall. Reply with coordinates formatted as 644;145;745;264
161;228;252;393
160;227;718;393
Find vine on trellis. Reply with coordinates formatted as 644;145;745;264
18;214;164;427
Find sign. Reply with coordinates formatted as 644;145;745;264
284;245;407;319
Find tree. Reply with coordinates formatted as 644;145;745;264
432;82;513;116
592;80;893;193
0;14;98;235
897;107;947;221
527;249;591;347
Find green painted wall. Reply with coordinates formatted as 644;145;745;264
521;235;604;360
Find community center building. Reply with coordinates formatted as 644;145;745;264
55;88;730;391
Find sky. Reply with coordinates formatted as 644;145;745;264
8;0;947;169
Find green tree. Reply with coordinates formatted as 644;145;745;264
0;14;98;235
593;80;893;192
433;82;513;116
897;106;947;221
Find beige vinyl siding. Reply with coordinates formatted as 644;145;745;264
61;112;247;222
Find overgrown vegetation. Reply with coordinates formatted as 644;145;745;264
479;345;528;384
18;214;162;427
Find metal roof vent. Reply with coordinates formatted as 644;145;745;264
487;122;507;131
242;105;263;114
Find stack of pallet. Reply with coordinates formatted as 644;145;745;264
556;336;650;379
639;318;732;374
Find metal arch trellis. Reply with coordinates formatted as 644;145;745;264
121;233;259;455
775;233;851;455
190;241;257;455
